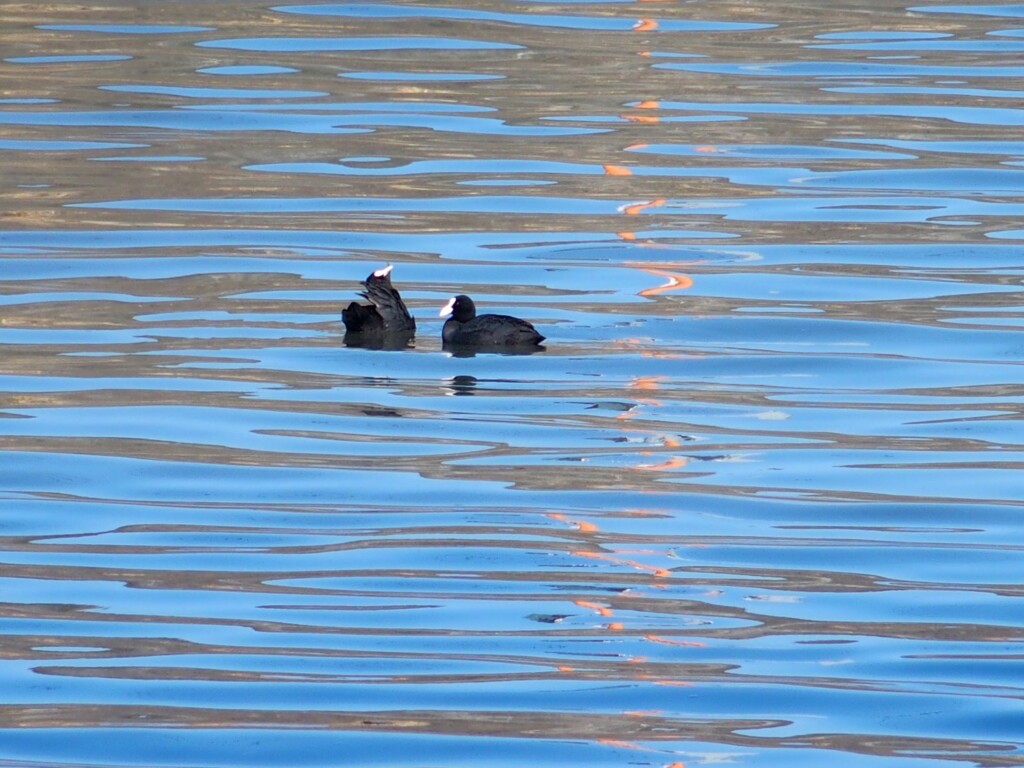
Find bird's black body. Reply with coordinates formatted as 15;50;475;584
343;265;415;348
439;295;544;349
341;300;384;333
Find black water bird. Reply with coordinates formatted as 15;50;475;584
342;264;416;333
439;294;545;349
343;265;416;347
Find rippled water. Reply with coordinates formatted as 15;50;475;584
2;2;1023;766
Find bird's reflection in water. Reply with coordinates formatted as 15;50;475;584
447;375;479;396
343;330;415;351
443;343;546;359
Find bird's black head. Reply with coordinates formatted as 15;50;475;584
364;263;394;288
439;294;476;322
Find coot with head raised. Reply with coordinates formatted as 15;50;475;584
343;264;416;331
439;294;544;348
343;264;415;348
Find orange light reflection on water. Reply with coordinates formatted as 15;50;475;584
638;269;694;297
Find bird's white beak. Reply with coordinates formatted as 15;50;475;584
372;264;394;278
439;297;456;317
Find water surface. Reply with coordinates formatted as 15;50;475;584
1;2;1023;766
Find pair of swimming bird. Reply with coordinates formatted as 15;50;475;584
342;265;545;348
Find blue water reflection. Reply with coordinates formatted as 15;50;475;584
38;24;213;33
198;37;524;51
6;54;132;63
276;3;774;32
2;1;1024;766
912;4;1024;17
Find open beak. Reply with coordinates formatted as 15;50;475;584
439;297;456;317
